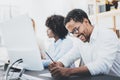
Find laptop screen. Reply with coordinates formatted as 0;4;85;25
0;15;44;71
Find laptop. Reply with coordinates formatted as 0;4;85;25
0;15;44;71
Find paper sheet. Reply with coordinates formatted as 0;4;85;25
39;73;51;77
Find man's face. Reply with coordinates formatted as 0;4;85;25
66;20;90;42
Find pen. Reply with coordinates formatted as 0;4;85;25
45;51;54;63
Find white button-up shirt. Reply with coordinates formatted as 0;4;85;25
58;26;120;77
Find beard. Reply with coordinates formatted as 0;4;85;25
77;34;90;42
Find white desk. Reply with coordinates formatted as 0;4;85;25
1;67;120;80
24;69;120;80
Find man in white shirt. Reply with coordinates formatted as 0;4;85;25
49;9;120;78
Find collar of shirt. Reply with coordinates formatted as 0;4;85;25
89;26;99;44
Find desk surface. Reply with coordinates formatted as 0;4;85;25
0;68;120;80
24;69;120;80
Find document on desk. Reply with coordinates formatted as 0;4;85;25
39;73;51;77
23;74;45;80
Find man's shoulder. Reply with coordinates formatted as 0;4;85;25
97;27;118;41
99;27;116;36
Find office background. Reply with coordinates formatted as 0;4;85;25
0;0;88;64
0;0;88;46
0;0;120;66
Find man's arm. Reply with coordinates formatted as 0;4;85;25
49;62;91;78
68;66;91;76
54;38;73;61
58;39;84;67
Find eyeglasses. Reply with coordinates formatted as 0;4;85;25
70;26;80;34
69;26;80;37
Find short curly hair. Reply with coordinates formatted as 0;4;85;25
64;9;91;25
45;15;68;39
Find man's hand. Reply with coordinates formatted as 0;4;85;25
50;66;70;78
48;62;70;78
48;62;64;71
48;62;91;79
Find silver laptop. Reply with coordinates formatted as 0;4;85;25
0;15;44;71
